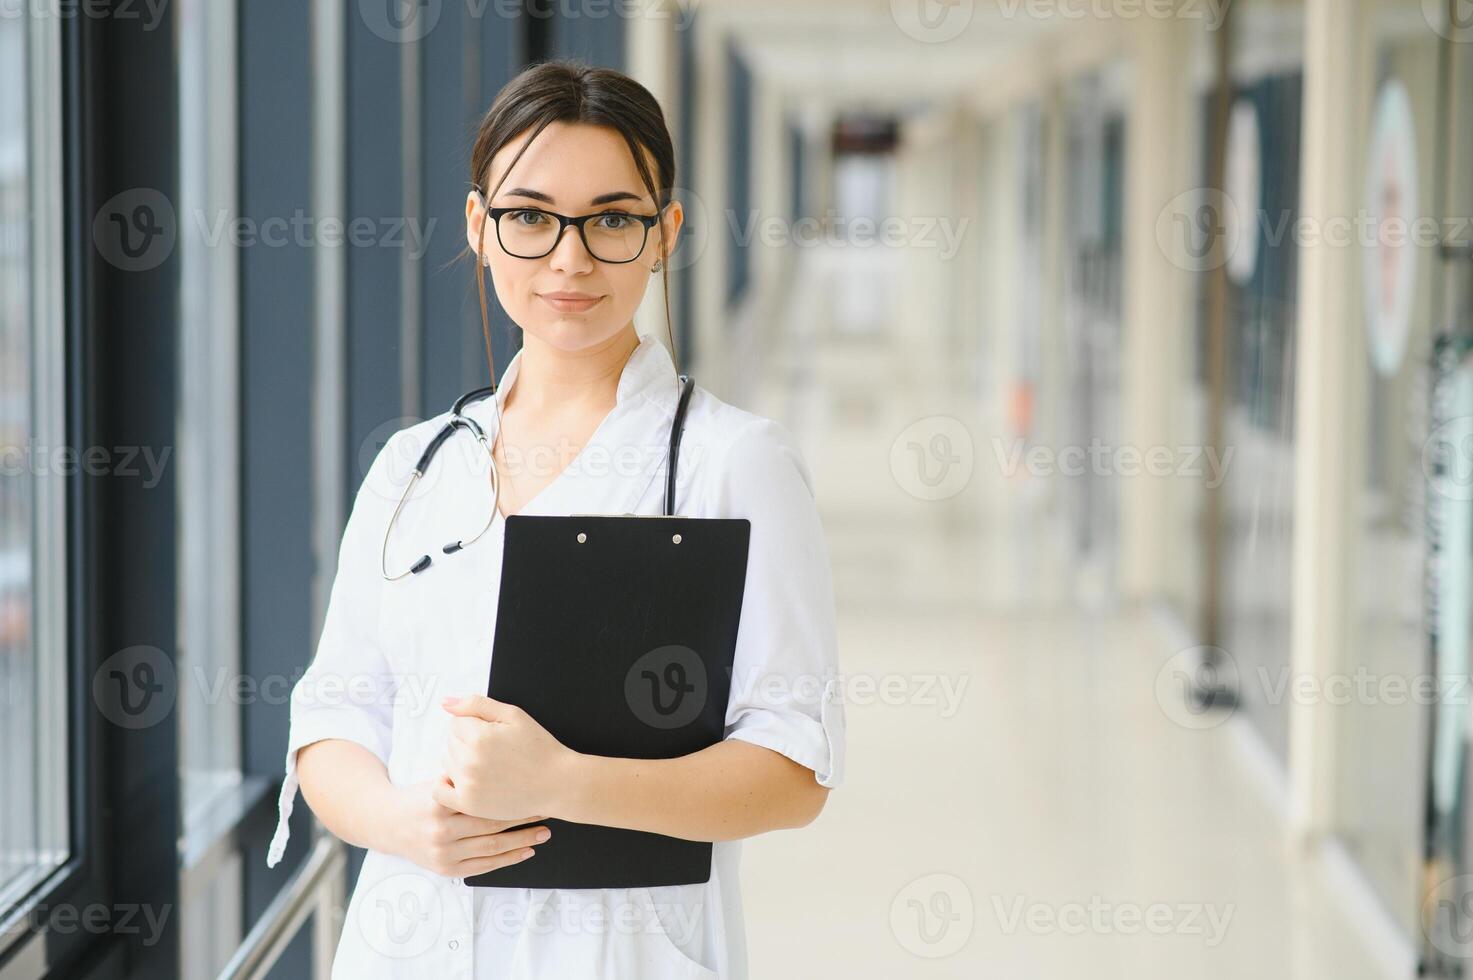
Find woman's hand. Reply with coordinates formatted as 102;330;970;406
386;777;551;878
433;694;581;820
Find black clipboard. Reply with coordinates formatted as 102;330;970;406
465;512;752;889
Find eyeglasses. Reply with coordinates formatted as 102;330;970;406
478;195;668;264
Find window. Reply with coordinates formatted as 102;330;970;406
0;6;68;913
176;0;247;974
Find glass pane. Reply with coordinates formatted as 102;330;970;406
176;0;244;971
1217;0;1305;767
0;8;36;903
177;0;243;824
1335;0;1444;939
0;10;66;906
1060;66;1127;599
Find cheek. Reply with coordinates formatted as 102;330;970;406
486;258;532;311
603;268;652;316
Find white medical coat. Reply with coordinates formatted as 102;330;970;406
266;329;847;979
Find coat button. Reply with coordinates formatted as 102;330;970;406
448;939;459;950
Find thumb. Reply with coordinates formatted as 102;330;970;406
441;693;515;722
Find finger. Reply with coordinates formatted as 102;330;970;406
439;750;466;791
442;735;480;771
446;812;548;836
456;845;537;877
452;824;550;862
445;736;478;771
442;693;516;722
430;775;459;811
448;716;487;748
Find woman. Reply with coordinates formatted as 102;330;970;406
267;60;846;978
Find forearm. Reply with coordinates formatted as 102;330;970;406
296;739;406;855
553;739;828;842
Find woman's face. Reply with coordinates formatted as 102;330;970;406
465;121;683;353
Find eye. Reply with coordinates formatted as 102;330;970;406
593;212;635;230
511;209;549;226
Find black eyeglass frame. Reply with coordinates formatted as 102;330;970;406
479;197;671;264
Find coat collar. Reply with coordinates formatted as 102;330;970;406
464;330;684;517
470;329;681;424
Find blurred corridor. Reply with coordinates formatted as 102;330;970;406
740;243;1402;979
6;0;1473;978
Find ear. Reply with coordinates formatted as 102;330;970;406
655;199;684;263
466;191;488;257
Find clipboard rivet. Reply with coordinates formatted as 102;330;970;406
576;531;587;543
671;533;682;544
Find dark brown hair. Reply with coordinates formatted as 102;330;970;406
464;58;679;387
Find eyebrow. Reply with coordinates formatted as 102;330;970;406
504;187;643;207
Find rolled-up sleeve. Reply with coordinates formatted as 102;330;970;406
265;433;403;868
711;417;846;789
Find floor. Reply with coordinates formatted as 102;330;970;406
741;601;1398;979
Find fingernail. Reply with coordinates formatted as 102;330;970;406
522;848;536;859
442;695;459;706
535;829;550;843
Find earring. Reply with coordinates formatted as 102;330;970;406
651;259;663;273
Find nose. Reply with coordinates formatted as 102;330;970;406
547;220;595;274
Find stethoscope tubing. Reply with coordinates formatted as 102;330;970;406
381;374;692;580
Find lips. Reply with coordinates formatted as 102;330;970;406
539;292;603;313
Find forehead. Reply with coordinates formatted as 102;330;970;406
488;121;654;203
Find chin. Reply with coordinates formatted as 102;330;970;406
523;318;620;351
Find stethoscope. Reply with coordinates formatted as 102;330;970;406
380;369;696;580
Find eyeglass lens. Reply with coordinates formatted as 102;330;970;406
497;209;649;262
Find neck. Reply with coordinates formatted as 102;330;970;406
507;325;640;417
